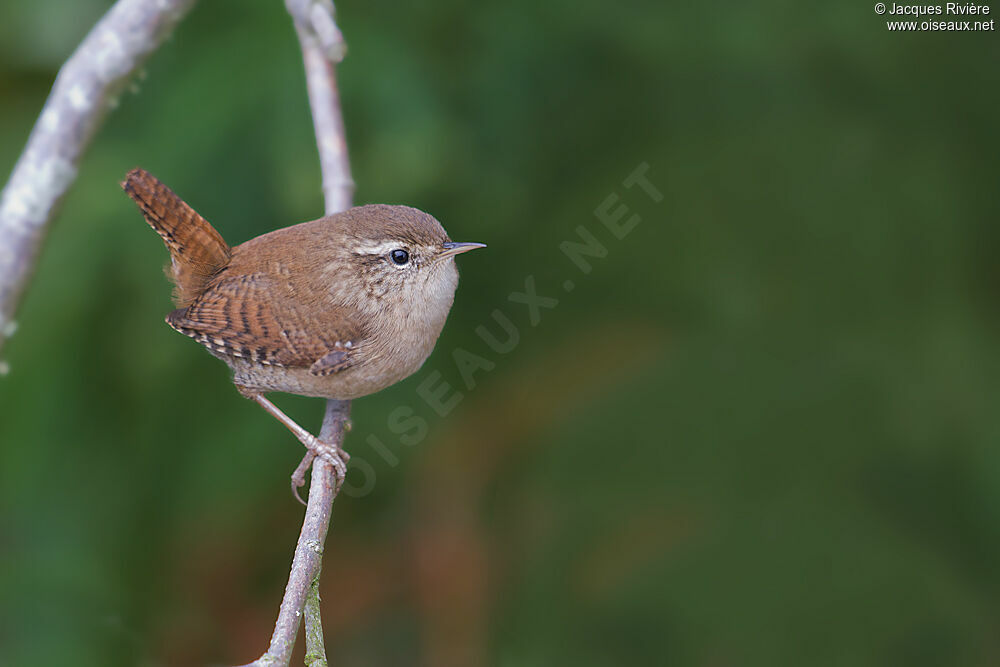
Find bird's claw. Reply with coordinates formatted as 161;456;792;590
289;439;350;504
290;452;316;505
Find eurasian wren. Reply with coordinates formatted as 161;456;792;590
122;168;484;489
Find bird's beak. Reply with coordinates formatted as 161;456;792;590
439;241;487;259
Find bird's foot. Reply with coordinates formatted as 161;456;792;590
243;392;352;503
290;435;350;504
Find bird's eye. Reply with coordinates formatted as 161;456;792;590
390;249;410;265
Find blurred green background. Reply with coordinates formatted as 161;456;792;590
2;0;999;665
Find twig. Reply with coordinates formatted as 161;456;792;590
237;1;354;665
239;401;351;666
287;0;354;216
303;568;329;667
0;0;196;355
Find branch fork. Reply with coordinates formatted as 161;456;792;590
0;0;355;664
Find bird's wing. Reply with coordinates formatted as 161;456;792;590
166;273;363;372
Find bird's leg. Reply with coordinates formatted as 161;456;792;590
241;390;350;500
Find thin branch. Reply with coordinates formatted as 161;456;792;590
237;401;350;667
238;1;354;665
0;0;196;355
287;0;354;216
303;568;329;667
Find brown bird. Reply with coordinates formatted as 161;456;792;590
122;168;484;491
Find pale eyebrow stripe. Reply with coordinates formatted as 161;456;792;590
352;241;403;255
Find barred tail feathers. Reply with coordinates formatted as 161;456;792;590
122;168;231;307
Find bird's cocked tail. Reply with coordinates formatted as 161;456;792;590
122;168;231;307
